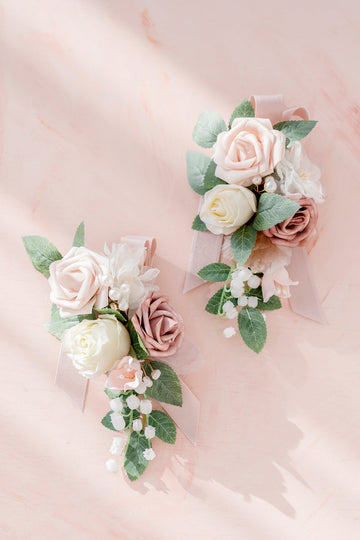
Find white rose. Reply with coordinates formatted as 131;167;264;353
49;246;108;317
62;317;130;378
200;184;257;235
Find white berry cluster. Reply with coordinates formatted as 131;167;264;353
230;266;261;308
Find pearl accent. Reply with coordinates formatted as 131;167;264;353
264;176;277;193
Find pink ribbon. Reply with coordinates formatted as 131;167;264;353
55;236;200;444
184;94;326;324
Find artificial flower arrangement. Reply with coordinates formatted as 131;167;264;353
23;224;185;481
186;97;325;353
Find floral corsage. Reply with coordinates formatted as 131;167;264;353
186;96;325;353
23;224;186;481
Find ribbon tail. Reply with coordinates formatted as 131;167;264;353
162;381;200;445
288;247;327;324
55;347;89;411
183;230;223;293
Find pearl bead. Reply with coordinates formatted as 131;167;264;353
264;176;277;193
109;288;121;301
252;175;262;186
120;283;130;293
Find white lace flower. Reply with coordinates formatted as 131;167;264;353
104;243;160;312
109;437;124;455
144;426;156;439
275;142;325;203
105;458;119;472
132;419;143;432
223;326;236;338
143;448;156;461
140;399;152;415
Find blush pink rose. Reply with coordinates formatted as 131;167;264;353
263;197;318;248
132;292;184;357
49;246;108;317
213;117;286;186
106;356;143;392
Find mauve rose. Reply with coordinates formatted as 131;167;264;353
263;197;318;248
132;292;184;357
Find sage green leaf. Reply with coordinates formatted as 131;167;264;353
94;307;127;323
253;193;300;231
248;286;282;311
144;361;182;406
104;388;122;399
205;287;237;315
148;410;176;444
273;120;317;147
127;320;149;360
198;262;231;282
228;98;255;127
192;111;227;148
72;221;85;247
44;304;95;340
23;235;62;277
192;214;208;231
203;160;227;190
238;307;267;353
186;150;211;195
231;225;257;264
123;407;141;429
124;432;150;481
101;411;119;432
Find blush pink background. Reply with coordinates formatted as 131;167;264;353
1;1;360;538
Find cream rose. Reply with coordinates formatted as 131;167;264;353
213;117;286;185
62;317;131;378
49;246;108;317
200;184;257;235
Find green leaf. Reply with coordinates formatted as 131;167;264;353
72;221;85;247
273;120;317;147
104;388;123;399
253;193;300;231
123;407;141;429
192;111;227;148
205;287;237;315
249;286;282;311
228;98;255;127
144;361;182;406
203;160;227;190
238;307;267;353
127;320;149;360
101;411;120;432
198;262;231;282
94;307;127;323
186;150;211;195
124;432;150;481
23;235;62;277
231;225;257;264
44;304;95;339
148;410;176;444
192;214;208;231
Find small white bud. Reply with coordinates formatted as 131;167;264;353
238;295;248;307
223;327;236;338
135;381;147;395
140;399;153;415
144;426;156;439
143;448;156;461
151;369;161;380
110;397;123;413
110;412;125;431
109;437;124;455
126;395;140;410
248;296;258;308
143;376;153;388
105;458;119;473
247;275;261;289
132;419;143;432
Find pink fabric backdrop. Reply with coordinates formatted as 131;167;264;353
1;0;360;538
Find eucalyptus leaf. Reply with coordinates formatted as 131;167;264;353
144;361;182;406
124;432;150;481
72;221;85;247
23;235;62;277
148;410;176;444
192;111;227;148
192;214;208;231
273;120;317;147
186;150;211;195
198;262;231;282
231;224;257;264
44;304;95;340
228;99;255;127
238;307;267;353
253;193;300;231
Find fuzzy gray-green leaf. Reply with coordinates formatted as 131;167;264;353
228;99;255;127
23;235;62;277
186;150;211;195
192;111;227;148
231;224;257;264
253;193;300;231
273;120;317;147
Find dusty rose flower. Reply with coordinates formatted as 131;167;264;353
132;292;184;357
263;197;318;248
213;117;285;186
